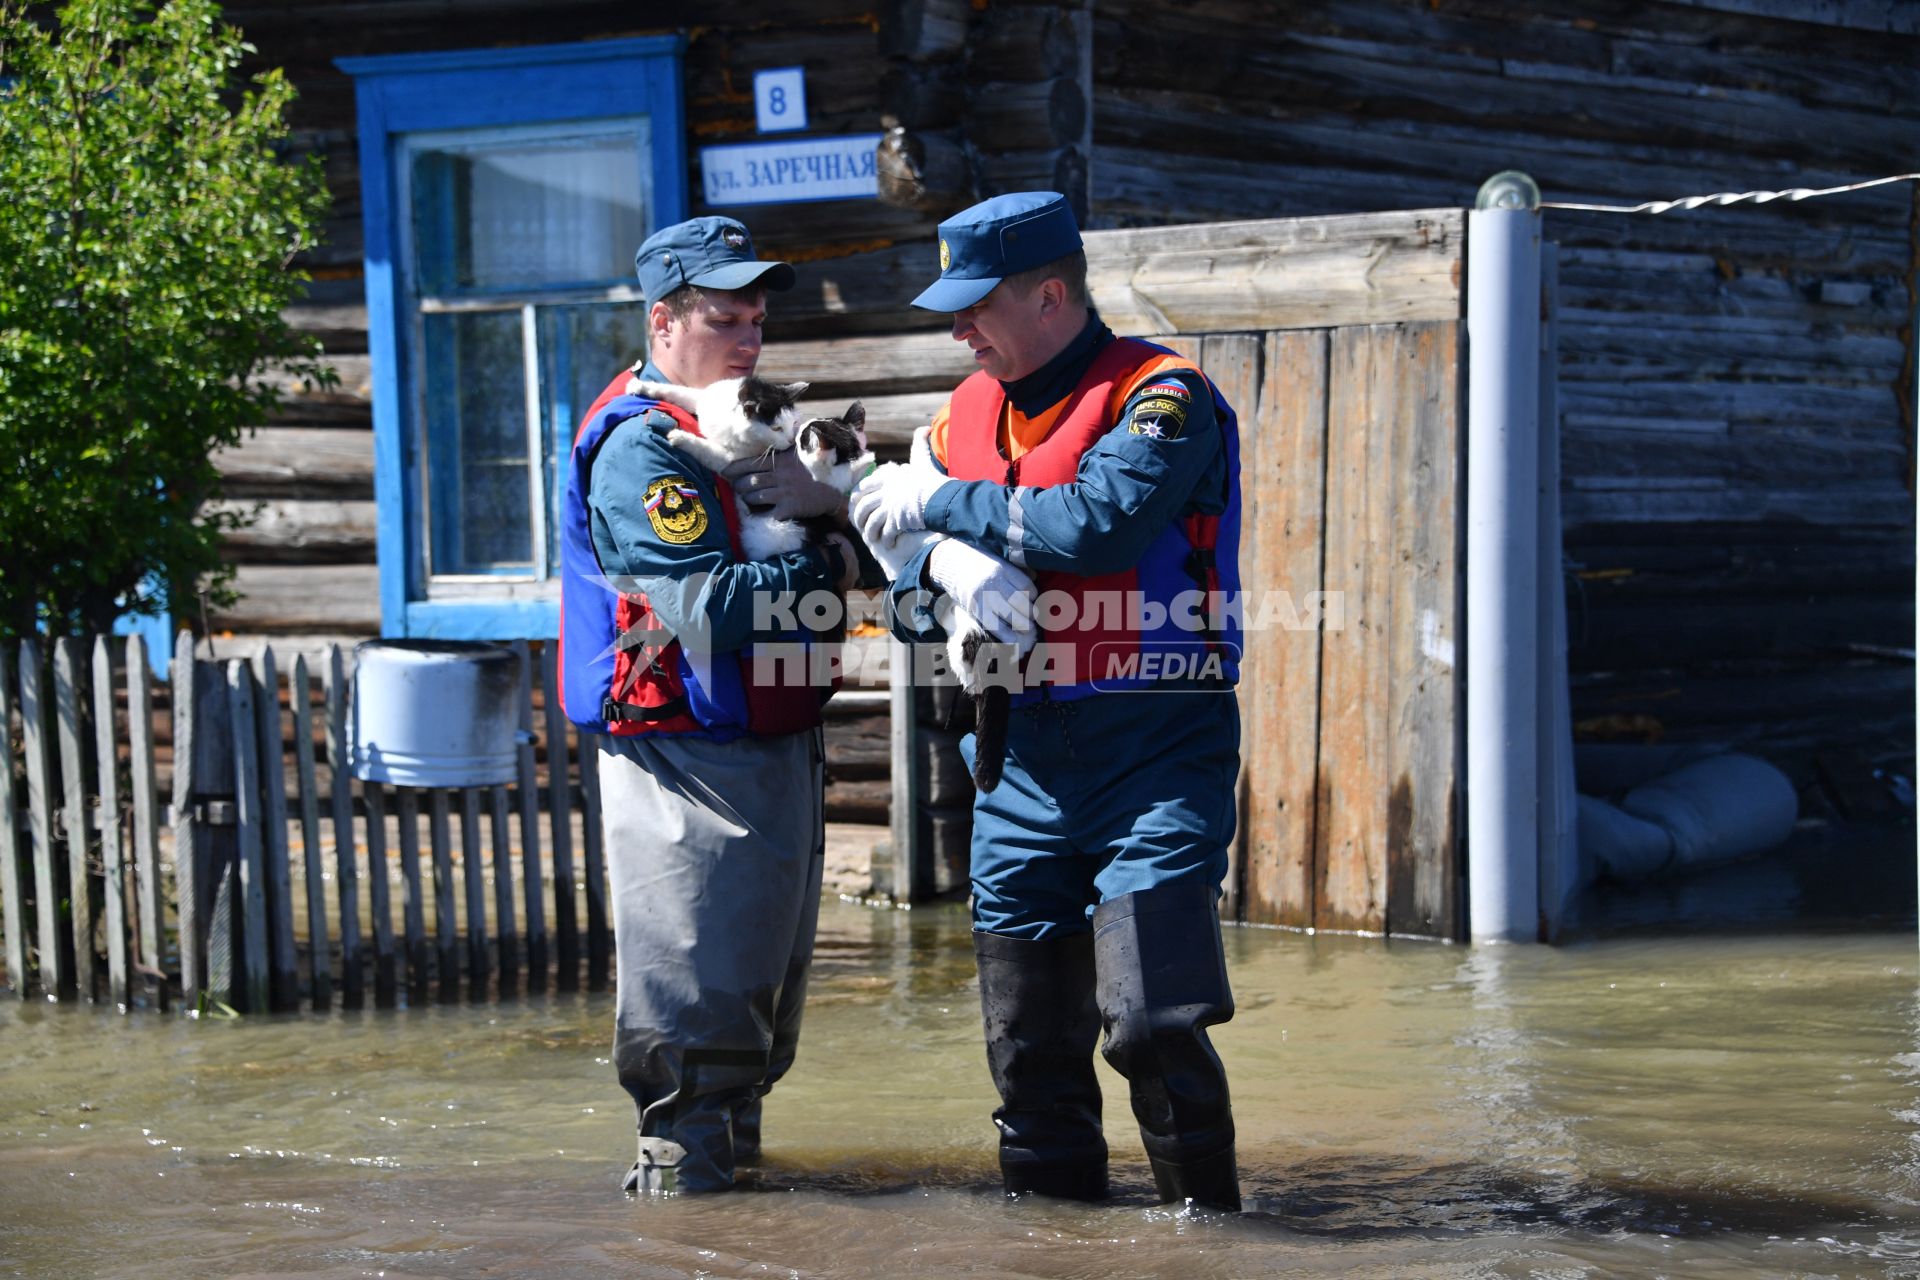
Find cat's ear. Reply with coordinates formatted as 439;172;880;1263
780;381;810;400
843;402;865;429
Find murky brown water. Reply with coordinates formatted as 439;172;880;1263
3;898;1917;1278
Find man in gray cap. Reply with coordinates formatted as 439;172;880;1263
557;214;857;1194
854;191;1247;1212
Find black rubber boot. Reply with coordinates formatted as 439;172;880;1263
1093;882;1242;1213
974;929;1110;1200
732;1096;763;1165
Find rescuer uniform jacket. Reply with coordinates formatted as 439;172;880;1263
884;314;1243;703
559;362;840;741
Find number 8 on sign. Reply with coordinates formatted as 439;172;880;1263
754;67;808;134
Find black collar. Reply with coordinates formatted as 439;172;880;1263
1002;312;1113;417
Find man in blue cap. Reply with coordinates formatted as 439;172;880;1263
853;192;1248;1212
557;215;858;1195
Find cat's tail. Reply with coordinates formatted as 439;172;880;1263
971;686;1010;793
961;630;1010;793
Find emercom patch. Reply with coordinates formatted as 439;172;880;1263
1127;394;1190;441
644;476;708;544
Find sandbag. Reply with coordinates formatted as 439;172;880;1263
1576;794;1676;883
1617;753;1798;870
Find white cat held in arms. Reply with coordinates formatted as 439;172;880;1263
626;372;874;562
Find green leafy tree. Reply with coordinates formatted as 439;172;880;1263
0;0;329;640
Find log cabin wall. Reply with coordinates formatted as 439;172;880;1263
1086;0;1918;789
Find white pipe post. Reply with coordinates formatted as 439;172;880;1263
1466;204;1544;943
1535;245;1581;939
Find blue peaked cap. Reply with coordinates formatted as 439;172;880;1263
911;191;1084;312
634;216;795;304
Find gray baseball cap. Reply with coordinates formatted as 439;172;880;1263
634;216;796;303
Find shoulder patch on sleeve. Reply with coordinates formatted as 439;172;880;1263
643;476;709;544
1126;393;1191;441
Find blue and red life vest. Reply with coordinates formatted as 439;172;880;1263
942;338;1243;698
557;373;824;740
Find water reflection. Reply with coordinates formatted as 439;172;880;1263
1;900;1917;1277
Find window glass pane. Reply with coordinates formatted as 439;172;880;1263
538;302;652;547
423;310;534;574
410;123;650;294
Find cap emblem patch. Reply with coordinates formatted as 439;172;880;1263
939;239;951;271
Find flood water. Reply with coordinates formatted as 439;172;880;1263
3;897;1918;1278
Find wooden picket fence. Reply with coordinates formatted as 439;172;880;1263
0;631;612;1013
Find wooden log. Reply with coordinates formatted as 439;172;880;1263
577;729;609;994
251;648;300;1010
126;637;167;1011
880;0;972;60
291;657;332;1010
1083;210;1465;338
54;639;95;1003
976;147;1085;207
324;647;363;1007
213;427;374;496
825;777;893;825
511;642;547;989
226;661;271;1014
362;781;397;1008
488;786;518;992
882;61;965;130
428;788;458;1004
460;788;489;1000
877;126;972;215
971;8;1078;80
394;786;428;1005
764;242;951;341
90;639;130;1011
969;78;1087;153
1236;330;1329;929
798;390;949;454
169;631;203;1008
0;648;25;996
206;499;378;563
1383;321;1462;941
213;564;382;634
540;647;580;990
761;330;977;401
255;354;372;408
20;641;63;999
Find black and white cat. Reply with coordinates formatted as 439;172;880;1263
626;372;874;561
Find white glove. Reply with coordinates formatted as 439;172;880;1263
851;460;951;545
927;538;1036;654
722;446;845;520
867;526;940;583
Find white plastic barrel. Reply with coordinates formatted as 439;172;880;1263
349;640;522;787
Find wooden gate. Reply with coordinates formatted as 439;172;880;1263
1085;209;1466;939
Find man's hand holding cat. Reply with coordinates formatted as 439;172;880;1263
926;539;1036;654
722;447;846;520
851;462;952;544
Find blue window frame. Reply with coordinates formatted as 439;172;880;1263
338;38;687;639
